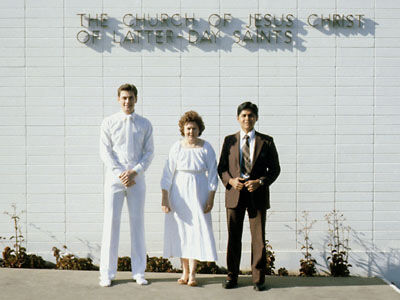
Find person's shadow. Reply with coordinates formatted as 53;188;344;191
123;274;387;290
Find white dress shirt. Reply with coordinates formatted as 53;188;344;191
100;111;154;178
239;129;255;177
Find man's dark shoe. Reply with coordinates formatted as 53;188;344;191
253;282;266;291
222;279;238;289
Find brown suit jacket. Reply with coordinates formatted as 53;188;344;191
217;131;280;210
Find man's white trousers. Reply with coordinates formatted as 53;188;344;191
100;175;146;280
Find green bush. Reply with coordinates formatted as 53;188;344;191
278;267;289;276
196;261;226;274
1;204;47;269
2;246;47;269
298;211;317;277
265;240;275;275
146;255;177;273
117;256;131;271
325;210;352;277
299;258;317;277
52;246;98;270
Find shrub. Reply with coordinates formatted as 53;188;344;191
118;256;132;271
325;210;352;277
1;204;47;269
265;240;275;275
52;245;98;270
146;255;177;273
300;259;317;277
278;267;289;276
298;211;317;277
2;246;47;269
196;261;226;274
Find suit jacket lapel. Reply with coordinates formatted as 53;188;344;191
252;132;263;169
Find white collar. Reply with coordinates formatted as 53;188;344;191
120;111;136;120
240;129;255;140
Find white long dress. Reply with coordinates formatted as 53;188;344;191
161;140;218;261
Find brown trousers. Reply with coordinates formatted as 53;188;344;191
226;191;267;284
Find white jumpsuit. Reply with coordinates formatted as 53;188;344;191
99;111;154;280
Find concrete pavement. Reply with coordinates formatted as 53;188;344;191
0;268;399;300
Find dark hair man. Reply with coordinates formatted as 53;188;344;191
218;101;280;291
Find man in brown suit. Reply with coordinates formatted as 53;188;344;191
218;102;280;291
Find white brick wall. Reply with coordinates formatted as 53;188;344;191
0;0;400;284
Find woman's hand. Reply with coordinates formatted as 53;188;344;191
162;205;171;213
204;191;215;214
161;189;171;213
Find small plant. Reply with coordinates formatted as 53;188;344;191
196;261;226;274
146;255;177;273
52;245;98;270
278;267;288;276
2;204;25;267
2;246;46;268
325;210;352;277
298;211;317;276
265;240;275;275
118;256;132;271
1;204;46;268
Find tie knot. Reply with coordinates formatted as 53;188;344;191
244;135;249;141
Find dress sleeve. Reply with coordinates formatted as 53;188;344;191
204;141;218;192
160;141;179;191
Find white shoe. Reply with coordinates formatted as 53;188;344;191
99;278;111;287
133;275;148;285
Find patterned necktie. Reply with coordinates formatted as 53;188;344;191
126;115;134;162
241;135;251;176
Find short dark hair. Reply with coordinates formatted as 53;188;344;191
237;101;258;117
118;83;138;97
178;111;205;137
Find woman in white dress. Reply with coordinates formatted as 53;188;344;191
161;111;218;287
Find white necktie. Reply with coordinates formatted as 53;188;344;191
126;115;134;162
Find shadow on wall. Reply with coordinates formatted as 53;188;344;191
76;15;377;54
284;215;399;289
318;229;400;288
351;230;400;288
28;223;101;261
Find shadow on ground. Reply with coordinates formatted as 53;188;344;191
0;269;398;300
165;275;386;289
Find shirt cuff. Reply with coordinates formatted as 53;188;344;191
208;183;218;192
160;182;171;191
132;164;143;175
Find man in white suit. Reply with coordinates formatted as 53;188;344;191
99;83;154;287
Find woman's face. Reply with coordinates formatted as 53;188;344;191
183;121;199;141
